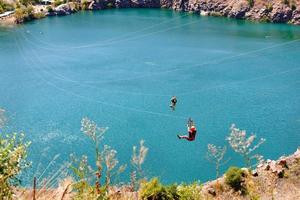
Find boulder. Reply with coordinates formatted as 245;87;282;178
207;186;216;196
252;169;259;177
226;0;249;19
54;3;76;16
115;0;131;8
269;3;292;23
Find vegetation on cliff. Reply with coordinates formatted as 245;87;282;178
0;0;14;14
0;109;31;199
1;0;300;25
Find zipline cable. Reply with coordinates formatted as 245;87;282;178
21;12;193;51
18;29;300;98
14;34;188;120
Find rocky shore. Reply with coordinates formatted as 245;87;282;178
16;147;300;199
1;0;300;25
53;0;300;25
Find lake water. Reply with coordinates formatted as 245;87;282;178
0;9;300;185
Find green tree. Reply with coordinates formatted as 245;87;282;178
0;108;31;199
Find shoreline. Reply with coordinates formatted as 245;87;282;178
0;0;300;26
14;148;300;200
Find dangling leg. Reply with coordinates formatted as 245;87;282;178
177;135;189;140
178;132;195;141
170;103;175;111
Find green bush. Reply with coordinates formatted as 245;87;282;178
283;0;290;6
33;12;46;19
19;0;38;6
53;0;63;7
265;3;273;13
46;5;54;12
225;167;245;191
107;2;113;8
177;182;203;200
139;178;179;200
0;0;14;14
14;6;36;23
291;4;296;10
81;0;89;10
248;0;254;7
0;109;31;199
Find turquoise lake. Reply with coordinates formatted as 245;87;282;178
0;9;300;185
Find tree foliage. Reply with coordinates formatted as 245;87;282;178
227;124;265;169
0;0;14;14
0;108;30;199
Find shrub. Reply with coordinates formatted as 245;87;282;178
46;6;54;12
33;12;46;19
265;3;273;13
283;0;290;6
19;0;37;6
15;6;35;23
0;0;14;14
177;182;202;200
14;8;27;24
139;178;179;200
107;2;113;8
53;0;63;7
248;0;254;7
0;109;31;199
81;0;89;10
225;167;245;191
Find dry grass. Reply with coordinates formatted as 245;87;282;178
14;177;73;200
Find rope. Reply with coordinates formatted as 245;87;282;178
18;29;300;98
20;13;196;52
14;34;187;120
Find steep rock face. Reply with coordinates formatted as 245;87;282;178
160;0;173;8
115;0;131;8
226;0;250;19
291;9;300;24
269;3;293;23
130;0;161;8
49;3;77;16
171;0;250;17
50;0;300;25
172;0;189;11
93;0;161;8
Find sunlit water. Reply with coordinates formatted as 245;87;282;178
1;9;300;185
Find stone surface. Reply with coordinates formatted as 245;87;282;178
10;0;300;25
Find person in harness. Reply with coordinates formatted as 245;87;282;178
177;118;197;141
170;96;177;111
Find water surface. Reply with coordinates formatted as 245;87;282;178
0;9;300;184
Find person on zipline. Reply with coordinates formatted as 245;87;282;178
170;96;177;111
177;118;197;141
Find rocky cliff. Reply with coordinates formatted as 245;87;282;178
88;0;300;25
